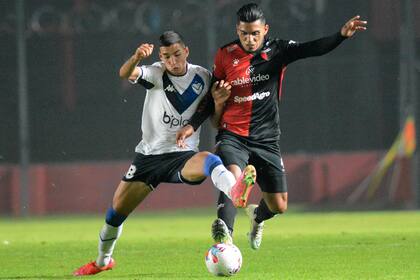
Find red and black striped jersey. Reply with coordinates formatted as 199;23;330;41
190;32;346;142
213;38;288;141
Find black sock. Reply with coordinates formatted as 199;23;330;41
255;199;276;224
217;191;237;235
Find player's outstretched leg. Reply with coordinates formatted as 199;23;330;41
211;218;233;244
73;208;125;276
73;180;150;276
230;165;256;208
73;258;115;276
246;204;265;250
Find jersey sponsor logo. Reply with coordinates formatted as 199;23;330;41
233;91;271;103
231;73;270;86
245;65;255;75
164;84;176;92
162;110;190;128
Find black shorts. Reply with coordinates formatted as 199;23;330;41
215;132;287;193
122;151;205;190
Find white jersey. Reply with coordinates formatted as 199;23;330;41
130;62;211;155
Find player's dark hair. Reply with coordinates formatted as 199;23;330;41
159;31;185;47
236;3;266;24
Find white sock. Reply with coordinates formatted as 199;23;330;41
96;223;123;267
210;165;236;199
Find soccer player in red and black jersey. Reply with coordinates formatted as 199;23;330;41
177;3;367;249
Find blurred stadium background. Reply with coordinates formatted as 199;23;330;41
0;0;419;216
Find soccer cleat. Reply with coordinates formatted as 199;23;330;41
211;218;233;244
230;165;256;208
246;204;264;250
73;258;115;276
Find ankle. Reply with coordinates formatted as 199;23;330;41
96;256;111;267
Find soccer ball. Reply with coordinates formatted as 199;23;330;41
205;243;242;277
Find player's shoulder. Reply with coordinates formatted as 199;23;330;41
265;37;290;48
142;61;165;73
151;61;165;70
267;37;298;50
219;39;241;53
187;63;211;79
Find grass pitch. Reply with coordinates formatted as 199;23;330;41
0;208;419;279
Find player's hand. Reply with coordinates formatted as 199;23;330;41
176;124;194;148
212;80;231;107
341;15;367;37
134;43;154;60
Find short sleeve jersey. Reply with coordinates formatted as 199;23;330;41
131;62;211;155
213;33;345;142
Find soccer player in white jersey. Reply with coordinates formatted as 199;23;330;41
73;31;256;276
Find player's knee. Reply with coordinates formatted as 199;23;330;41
268;200;288;214
198;151;212;158
112;203;131;217
277;203;288;214
203;153;223;177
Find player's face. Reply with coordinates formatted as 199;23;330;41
236;20;269;53
159;43;189;76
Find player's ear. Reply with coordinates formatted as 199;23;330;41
184;46;189;58
264;24;269;36
235;24;241;36
159;50;163;61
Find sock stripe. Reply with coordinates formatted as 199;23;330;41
99;236;117;242
105;207;127;227
203;154;223;177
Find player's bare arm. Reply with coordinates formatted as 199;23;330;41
119;43;154;81
211;80;231;128
176;125;194;148
341;15;367;38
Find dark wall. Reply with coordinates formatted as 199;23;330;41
1;0;417;163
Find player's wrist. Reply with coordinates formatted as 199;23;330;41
214;100;227;109
186;121;199;132
132;54;143;64
214;103;224;109
339;30;349;39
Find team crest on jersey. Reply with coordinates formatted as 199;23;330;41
232;59;239;66
192;82;204;94
261;52;269;61
261;46;271;61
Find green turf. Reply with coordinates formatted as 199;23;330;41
0;209;419;279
